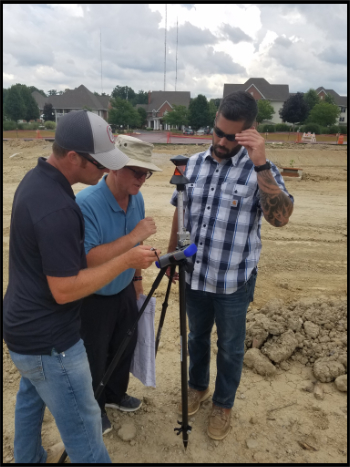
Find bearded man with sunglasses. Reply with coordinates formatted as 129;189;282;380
3;111;160;463
75;135;162;434
168;91;294;441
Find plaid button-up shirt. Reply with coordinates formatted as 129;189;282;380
170;146;294;294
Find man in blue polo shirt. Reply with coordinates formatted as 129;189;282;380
76;135;162;434
168;91;294;441
3;111;160;463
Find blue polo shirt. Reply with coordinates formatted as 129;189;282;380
75;175;145;295
3;158;87;355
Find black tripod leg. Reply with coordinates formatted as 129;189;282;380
58;266;168;464
95;266;167;401
178;262;190;450
155;264;176;356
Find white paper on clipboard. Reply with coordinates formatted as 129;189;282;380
130;294;156;387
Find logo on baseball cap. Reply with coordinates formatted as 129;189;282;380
55;110;130;170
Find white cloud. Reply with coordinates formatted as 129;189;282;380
2;3;347;98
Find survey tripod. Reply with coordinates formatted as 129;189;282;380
58;155;195;462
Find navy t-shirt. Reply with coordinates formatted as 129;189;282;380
3;158;87;355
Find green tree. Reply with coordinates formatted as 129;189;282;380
28;86;47;97
132;90;148;106
188;94;210;130
209;98;221;109
208;100;217;125
4;85;26;121
108;97;141;128
256;99;275;124
308;102;340;127
137;107;147;127
303;89;320;113
14;84;39;121
279;92;309;126
111;85;136;103
162;104;189;128
43;102;55;121
324;93;335;105
48;89;58;96
3;88;8;105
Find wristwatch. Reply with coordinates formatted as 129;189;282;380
254;161;271;172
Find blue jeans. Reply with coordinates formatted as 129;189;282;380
186;269;257;409
8;339;111;463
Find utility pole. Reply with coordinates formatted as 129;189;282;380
175;17;178;92
100;30;103;94
164;4;167;92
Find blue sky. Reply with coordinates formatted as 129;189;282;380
3;3;347;98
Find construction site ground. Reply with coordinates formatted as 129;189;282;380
2;140;347;464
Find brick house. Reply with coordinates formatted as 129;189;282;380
316;87;347;125
31;85;110;123
223;78;290;124
136;91;190;130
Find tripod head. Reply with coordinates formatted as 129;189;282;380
170;155;191;248
155;154;196;272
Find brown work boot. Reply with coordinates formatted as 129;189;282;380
207;405;231;440
177;387;210;416
46;442;66;463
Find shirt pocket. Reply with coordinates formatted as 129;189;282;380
222;182;255;210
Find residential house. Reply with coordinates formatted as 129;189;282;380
31;85;110;123
136;91;191;130
223;78;290;124
316;87;347;126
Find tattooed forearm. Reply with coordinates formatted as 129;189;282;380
257;170;293;227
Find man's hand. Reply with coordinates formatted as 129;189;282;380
130;217;157;244
124;245;161;270
234;128;266;166
165;266;179;284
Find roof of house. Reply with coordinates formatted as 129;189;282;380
316;87;347;107
223;78;290;101
32;85;110;110
147;91;190;112
135;104;148;110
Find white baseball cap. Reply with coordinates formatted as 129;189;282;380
115;135;162;172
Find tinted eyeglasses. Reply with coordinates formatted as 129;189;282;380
125;167;153;180
213;126;236;142
77;152;106;170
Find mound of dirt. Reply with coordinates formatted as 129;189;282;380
245;297;347;383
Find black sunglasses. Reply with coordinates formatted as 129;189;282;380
213;126;236;142
125;166;153;180
77;152;106;170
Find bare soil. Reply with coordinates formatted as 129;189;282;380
2;140;347;463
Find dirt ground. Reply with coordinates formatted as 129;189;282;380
2;140;347;464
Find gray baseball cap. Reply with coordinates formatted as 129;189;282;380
54;110;130;170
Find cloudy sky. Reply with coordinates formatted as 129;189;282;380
3;3;347;99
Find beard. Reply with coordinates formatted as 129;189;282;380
212;142;243;160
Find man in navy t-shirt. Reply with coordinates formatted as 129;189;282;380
3;110;159;464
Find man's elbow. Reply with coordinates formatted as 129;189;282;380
275;218;289;228
265;216;290;228
47;276;77;305
52;291;72;305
